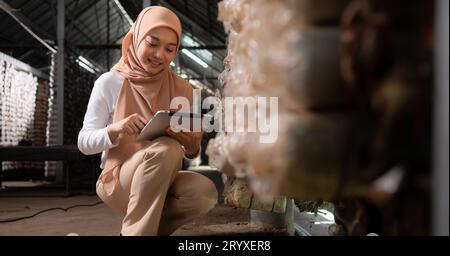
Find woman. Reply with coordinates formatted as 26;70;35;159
78;6;218;236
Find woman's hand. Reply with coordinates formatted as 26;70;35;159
107;113;147;142
166;127;203;158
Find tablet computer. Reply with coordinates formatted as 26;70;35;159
136;110;203;141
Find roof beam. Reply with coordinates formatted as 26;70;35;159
185;77;218;81
0;0;56;53
0;0;105;72
0;44;226;50
159;0;225;45
66;0;99;29
158;0;225;73
207;0;213;30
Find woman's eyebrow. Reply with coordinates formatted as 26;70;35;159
148;35;177;46
149;35;160;41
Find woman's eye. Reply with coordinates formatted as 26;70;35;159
166;48;174;53
147;41;157;47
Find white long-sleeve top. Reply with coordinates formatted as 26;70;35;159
77;69;198;169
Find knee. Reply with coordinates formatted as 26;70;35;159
142;137;184;167
198;178;219;213
179;173;218;214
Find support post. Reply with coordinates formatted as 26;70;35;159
432;0;449;236
143;0;151;8
56;0;65;183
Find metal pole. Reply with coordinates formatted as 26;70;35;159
174;55;180;73
143;0;151;8
55;0;65;183
57;0;65;146
432;0;449;236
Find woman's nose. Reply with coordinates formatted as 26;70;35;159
154;47;163;59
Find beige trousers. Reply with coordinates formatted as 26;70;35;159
96;136;218;236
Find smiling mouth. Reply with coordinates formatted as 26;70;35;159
148;59;162;68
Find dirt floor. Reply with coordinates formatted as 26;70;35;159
0;174;331;236
0;194;331;236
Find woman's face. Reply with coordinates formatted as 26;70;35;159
137;26;178;75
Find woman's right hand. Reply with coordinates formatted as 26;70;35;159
107;113;147;142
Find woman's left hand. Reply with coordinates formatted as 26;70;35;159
166;127;203;158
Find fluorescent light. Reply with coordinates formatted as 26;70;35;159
305;209;335;222
76;56;97;74
182;35;213;62
113;0;133;26
77;61;96;74
170;61;175;67
181;49;208;68
317;210;335;221
77;56;90;65
313;221;335;225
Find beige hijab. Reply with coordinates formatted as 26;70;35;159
100;6;194;195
